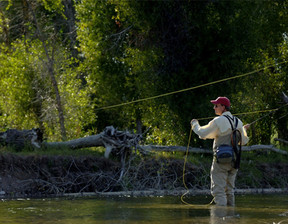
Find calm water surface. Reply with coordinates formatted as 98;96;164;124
0;194;287;223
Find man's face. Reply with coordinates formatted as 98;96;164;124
213;104;225;115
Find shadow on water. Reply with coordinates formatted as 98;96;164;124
0;194;288;223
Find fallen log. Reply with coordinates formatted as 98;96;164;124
139;144;288;155
242;144;288;154
274;138;288;145
43;126;143;158
138;145;211;154
42;126;143;183
43;134;104;149
0;128;43;151
1;127;287;156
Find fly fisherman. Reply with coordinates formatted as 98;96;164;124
190;97;250;206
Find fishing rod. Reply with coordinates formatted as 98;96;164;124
249;92;288;126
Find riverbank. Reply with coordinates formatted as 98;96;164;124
64;188;288;198
0;152;287;198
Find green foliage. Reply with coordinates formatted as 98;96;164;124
41;0;64;13
0;38;96;140
0;0;288;146
75;0;168;136
233;42;288;144
0;41;39;130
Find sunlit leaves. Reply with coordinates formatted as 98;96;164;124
41;0;64;13
0;0;288;146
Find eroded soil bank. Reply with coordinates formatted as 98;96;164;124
0;153;287;198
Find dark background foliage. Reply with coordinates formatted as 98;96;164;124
0;0;287;146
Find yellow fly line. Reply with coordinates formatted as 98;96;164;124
181;126;215;207
181;108;281;206
180;126;196;206
95;59;288;206
196;108;279;121
96;60;288;111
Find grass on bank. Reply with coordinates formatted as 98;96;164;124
0;144;106;157
1;142;287;162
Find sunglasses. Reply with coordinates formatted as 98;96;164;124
214;104;223;108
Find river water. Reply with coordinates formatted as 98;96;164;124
0;194;287;223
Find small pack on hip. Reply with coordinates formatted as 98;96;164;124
216;144;234;164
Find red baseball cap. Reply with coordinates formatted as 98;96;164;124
210;97;230;107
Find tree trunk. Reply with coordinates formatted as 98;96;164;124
25;0;67;140
63;0;78;59
0;7;9;46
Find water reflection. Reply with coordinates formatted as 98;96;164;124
209;205;239;224
0;194;287;223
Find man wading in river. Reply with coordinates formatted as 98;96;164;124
190;97;250;206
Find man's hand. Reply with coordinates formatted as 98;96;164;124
244;124;250;130
190;119;198;127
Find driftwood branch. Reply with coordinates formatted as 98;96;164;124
139;144;288;155
0;128;43;151
242;145;288;155
1;126;287;156
43;126;144;159
138;145;211;154
274;138;288;145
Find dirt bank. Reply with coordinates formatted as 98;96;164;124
0;153;287;198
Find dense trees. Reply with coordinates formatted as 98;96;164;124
0;0;287;146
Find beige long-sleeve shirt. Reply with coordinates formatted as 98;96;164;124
191;111;249;151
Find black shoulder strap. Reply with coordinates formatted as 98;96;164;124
223;115;238;130
224;115;242;169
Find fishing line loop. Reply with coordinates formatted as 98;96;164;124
96;60;288;111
